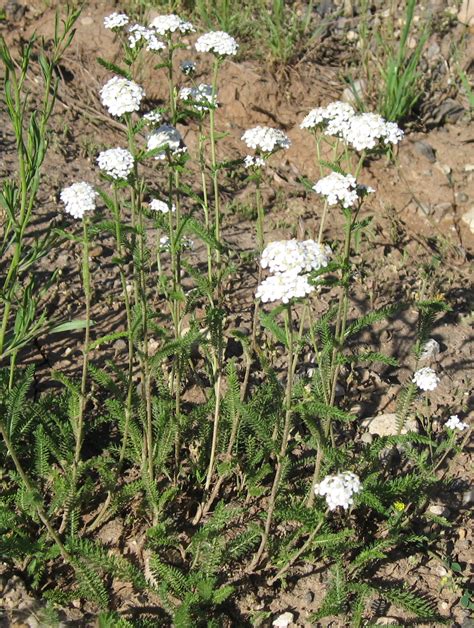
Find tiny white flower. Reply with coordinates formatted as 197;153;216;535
100;76;145;117
445;415;468;431
244;155;266;168
149;199;175;214
147;124;185;160
143;111;163;125
60;182;97;220
149;14;195;36
104;12;129;30
273;612;294;628
241;126;291;153
97;147;134;179
314;471;361;510
412;367;439;392
195;31;238;56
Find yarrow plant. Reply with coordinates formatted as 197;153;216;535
100;76;145;117
149;14;195;36
313;172;374;208
103;12;129;30
97;147;134;180
179;84;217;112
314;471;361;510
241;126;291;154
147;124;185;160
256;271;315;304
195;31;238;56
261;239;331;275
127;24;165;52
412;367;440;391
60;182;97;220
149;199;175;214
445;415;468;431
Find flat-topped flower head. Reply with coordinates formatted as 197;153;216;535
100;76;145;117
60;182;97;220
104;12;129;30
180;60;196;76
149;199;176;214
256;272;314;304
97;148;134;179
313;172;373;208
445;415;468;431
147;124;185;160
261;239;331;275
314;471;361;510
128;24;165;51
412;367;439;391
241;126;291;153
143;110;163;126
341;112;404;151
149;14;194;36
195;31;238;56
300;101;355;134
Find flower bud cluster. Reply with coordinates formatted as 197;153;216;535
179;84;217;112
147;124;186;160
314;471;361;510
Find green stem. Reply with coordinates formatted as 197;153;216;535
249;302;295;570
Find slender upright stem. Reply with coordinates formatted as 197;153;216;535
249;302;295;570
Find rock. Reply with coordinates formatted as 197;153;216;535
428;503;450;517
462;488;474;505
434;99;465;124
458;0;474;25
426;41;441;60
304;591;314;603
461;207;474;233
420;338;440;360
316;0;334;16
435;162;452;176
361;413;419;436
272;612;294;627
342;79;366;105
346;29;358;41
80;16;94;26
413;140;436;163
375;618;399;626
360;432;374;445
465;164;474;172
113;339;127;353
89;245;103;258
456;192;469;203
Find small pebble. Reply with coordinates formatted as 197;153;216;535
462;488;474;505
413;140;436;163
428;504;450;517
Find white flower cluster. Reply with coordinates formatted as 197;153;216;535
143;111;163;125
147;124;185;160
159;235;193;251
256;239;331;304
261;239;331;275
104;12;129;30
100;76;145;117
241;126;291;153
179;84;217;111
97;148;134;179
342;113;404;152
149;199;176;214
60;182;97;220
128;24;165;51
244;155;266;169
180;60;196;75
300;102;404;151
313;172;373;208
445;415;468;431
300;101;355;135
149;14;194;36
195;31;238;56
314;471;361;511
256;272;314;304
412;367;439;391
